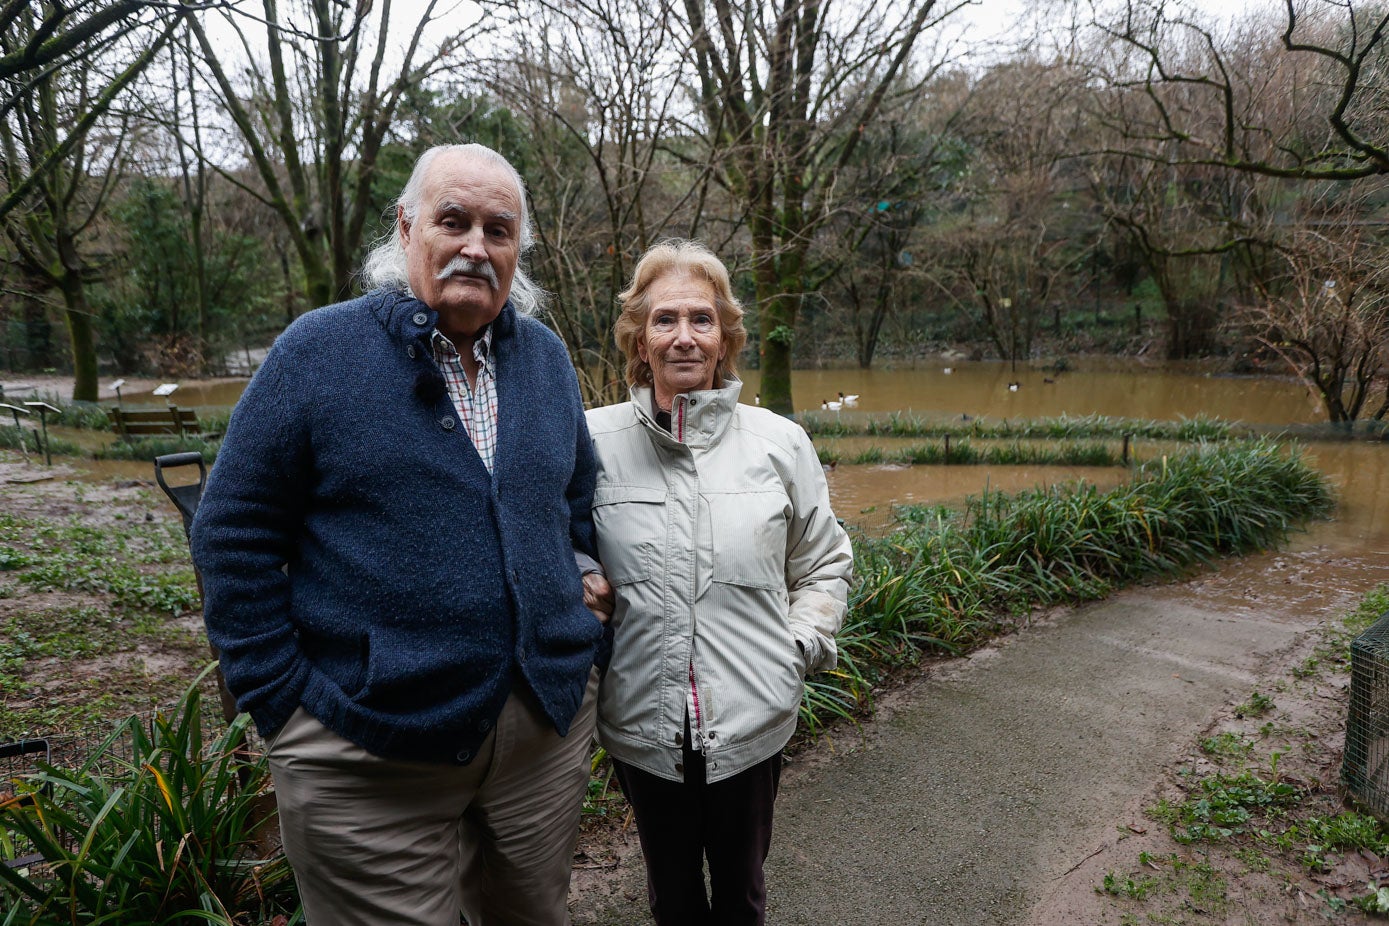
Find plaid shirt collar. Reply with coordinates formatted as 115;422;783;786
431;325;499;473
431;324;494;366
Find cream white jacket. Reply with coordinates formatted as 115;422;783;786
586;379;853;783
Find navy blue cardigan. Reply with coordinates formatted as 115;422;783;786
189;291;603;764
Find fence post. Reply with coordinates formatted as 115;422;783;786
1122;434;1131;465
944;434;951;464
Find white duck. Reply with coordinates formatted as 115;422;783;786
821;398;843;412
838;391;860;407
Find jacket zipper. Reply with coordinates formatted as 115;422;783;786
688;658;705;754
675;394;703;754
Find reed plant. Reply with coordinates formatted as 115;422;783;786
52;402;114;431
798;439;1333;733
91;436;221;463
0;396;111;431
0;427;84;458
0;671;301;925
820;440;1122;467
801;411;1233;443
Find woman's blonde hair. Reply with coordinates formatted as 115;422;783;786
614;240;747;388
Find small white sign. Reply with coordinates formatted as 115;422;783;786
152;383;179;397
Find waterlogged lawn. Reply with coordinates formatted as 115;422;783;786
0;492;206;740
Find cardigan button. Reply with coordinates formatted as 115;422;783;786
441;416;455;430
478;718;492;733
412;312;428;326
674;731;683;746
674;762;684;776
456;749;473;763
406;344;417;359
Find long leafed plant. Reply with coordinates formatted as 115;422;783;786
0;668;300;925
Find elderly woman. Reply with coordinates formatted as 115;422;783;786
585;240;853;925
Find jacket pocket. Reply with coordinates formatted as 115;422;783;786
592;485;666;586
706;490;789;591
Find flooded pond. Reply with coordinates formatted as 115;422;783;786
737;360;1326;424
128;358;1325;425
100;360;1389;561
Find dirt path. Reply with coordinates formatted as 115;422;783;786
570;545;1389;924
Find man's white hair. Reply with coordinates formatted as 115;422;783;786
360;143;546;315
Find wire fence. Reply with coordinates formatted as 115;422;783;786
1;677;251;800
1342;609;1389;816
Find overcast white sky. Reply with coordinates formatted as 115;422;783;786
957;0;1262;43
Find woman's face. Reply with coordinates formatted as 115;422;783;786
638;272;726;410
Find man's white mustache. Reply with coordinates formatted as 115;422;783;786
436;257;500;289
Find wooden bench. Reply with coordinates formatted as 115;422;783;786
108;406;216;442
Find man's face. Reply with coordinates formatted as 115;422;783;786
400;152;522;340
637;272;726;410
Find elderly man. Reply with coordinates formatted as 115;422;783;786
190;143;607;926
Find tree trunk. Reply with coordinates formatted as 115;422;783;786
758;284;796;415
1165;302;1218;359
59;273;99;402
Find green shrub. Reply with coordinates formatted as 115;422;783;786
0;674;301;925
820;439;1122;467
0;427;84;457
53;401;114;431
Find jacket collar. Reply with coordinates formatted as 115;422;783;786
371;289;519;344
630;377;743;448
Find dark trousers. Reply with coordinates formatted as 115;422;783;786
612;732;782;926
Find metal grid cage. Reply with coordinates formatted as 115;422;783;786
1342;609;1389;815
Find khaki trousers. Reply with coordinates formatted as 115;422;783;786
267;671;599;926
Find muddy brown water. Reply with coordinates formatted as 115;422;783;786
73;359;1389;564
124;358;1327;424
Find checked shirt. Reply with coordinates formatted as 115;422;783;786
432;325;499;473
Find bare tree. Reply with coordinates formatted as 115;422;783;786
1236;208;1389;425
186;0;475;308
0;4;172;400
929;55;1097;363
1082;9;1277;356
818;68;974;369
492;0;713;404
1090;0;1389;180
0;0;191;221
674;0;965;413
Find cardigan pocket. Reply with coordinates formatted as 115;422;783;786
303;631;369;700
592;485;665;586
